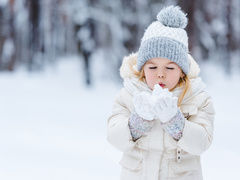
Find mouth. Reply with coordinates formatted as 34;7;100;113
159;82;165;88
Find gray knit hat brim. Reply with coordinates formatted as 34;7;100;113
137;37;189;74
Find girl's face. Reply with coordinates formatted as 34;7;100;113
143;58;183;91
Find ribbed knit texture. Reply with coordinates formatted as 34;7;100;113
137;37;189;74
137;6;189;74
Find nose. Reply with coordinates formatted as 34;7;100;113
157;72;165;79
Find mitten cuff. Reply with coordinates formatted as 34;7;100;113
161;109;185;141
129;110;154;141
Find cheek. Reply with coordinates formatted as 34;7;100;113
144;72;156;88
145;73;155;82
169;72;181;82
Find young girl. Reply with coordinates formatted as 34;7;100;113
107;6;215;180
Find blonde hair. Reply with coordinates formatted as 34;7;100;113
176;75;191;107
131;65;191;107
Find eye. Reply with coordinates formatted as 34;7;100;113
149;67;157;69
166;67;174;70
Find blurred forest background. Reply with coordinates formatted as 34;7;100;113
0;0;239;85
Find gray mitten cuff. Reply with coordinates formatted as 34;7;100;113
161;109;185;141
129;111;154;141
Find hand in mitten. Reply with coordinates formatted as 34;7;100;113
133;91;155;120
151;84;185;140
152;84;178;123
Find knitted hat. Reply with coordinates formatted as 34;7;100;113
137;6;189;74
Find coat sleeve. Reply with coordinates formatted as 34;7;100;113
177;93;215;155
107;89;136;152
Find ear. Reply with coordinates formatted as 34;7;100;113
181;71;186;78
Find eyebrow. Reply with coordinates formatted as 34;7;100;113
146;62;155;65
146;61;176;65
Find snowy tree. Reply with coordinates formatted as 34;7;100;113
0;0;239;83
178;0;240;74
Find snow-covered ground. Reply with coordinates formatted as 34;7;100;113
0;57;239;180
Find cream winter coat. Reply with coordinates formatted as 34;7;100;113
107;53;215;180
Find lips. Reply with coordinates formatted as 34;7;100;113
159;82;165;88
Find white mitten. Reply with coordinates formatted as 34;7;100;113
133;91;155;120
152;84;178;123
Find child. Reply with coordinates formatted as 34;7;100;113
107;6;215;180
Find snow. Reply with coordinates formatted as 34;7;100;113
200;63;240;180
0;57;240;180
